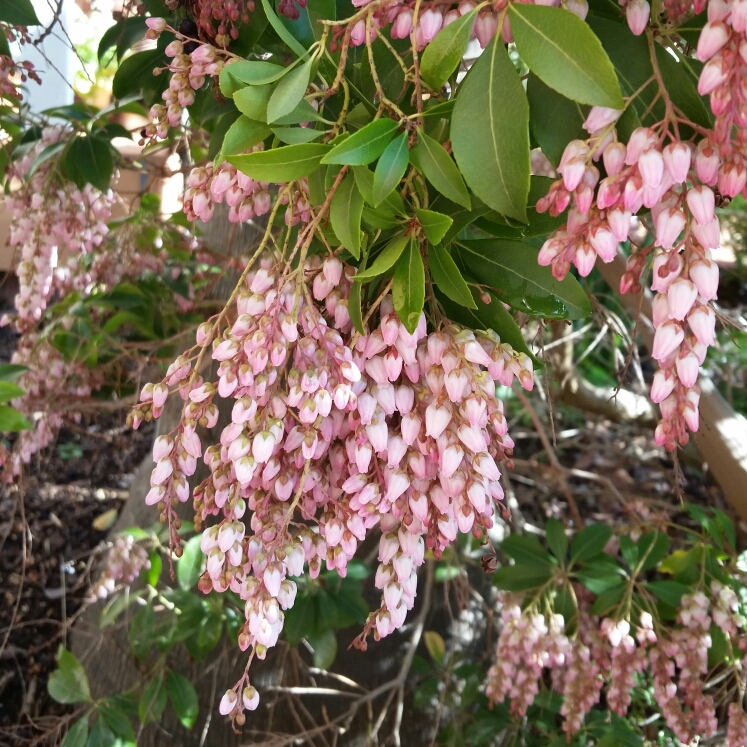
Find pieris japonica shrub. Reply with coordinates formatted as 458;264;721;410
2;0;747;741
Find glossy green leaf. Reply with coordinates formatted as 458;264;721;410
509;4;623;108
322;119;399;165
233;84;273;121
139;673;167;724
575;566;626;594
424;630;446;665
354;232;409;282
0;381;24;404
330;172;364;260
273;97;324;126
98;701;135;742
352;165;406;216
494;564;554;592
128;604;156;659
427;243;475;309
410;132;470;209
0;364;27;382
67;136;114;192
228;143;331;182
47;648;91;704
545;518;568;562
308;627;337;670
451;36;529;221
112;49;164;100
62;717;89;747
0;0;40;26
307;166;326;206
420;7;479;91
261;0;307;56
145;549;162;588
98;17;148;63
219;116;271;160
570;524;613;564
393;238;425;334
167;671;199;728
272;126;324;144
501;534;554;567
372;132;409;206
177;534;204;590
436;286;535;360
637;531;670;571
267;56;314;123
415;208;453;245
527;74;588;167
220;61;288;96
453;239;592;320
84;719;115;747
591;583;626;616
646;580;691;608
283;593;316;646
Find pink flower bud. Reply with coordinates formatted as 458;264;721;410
574;242;597;276
219;690;237;715
691;217;720;250
560;157;586;191
589;225;619;263
473;11;498;47
650;368;676;403
165;40;184;57
667;278;698;321
655;208;685;249
391;8;413;39
688;304;716;345
698;55;729;96
662;142;691;183
625;0;650;35
243;686;260;711
733;0;747;31
417;8;443;46
697;21;730;61
686;186;715;224
583;106;622;133
638;148;664;189
689;258;719;300
695;141;720;185
652;320;685;362
425;402;452;438
676;351;700;387
603;141;626;176
153;435;174;461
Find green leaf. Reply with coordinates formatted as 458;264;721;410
220;116;271;159
453;239;591;320
575;565;626;594
352;164;406;216
62;717;89;747
145;550;162;588
451;36;530;222
619;536;639;569
415;208;453;245
646;580;691;608
0;364;27;382
47;647;91;704
67;136;114;192
228;143;331;182
322;119;399;166
98;17;148;63
208;111;240;160
99;588;145;628
272;126;324;144
233;84;273;121
372;132;409;207
307;626;337;669
167;671;199;729
427;243;475;309
494;564;553;592
637;531;670;571
420;7;479;92
509;4;623;108
267;56;314;124
261;0;307;57
545;518;568;562
84;719;115;747
424;630;446;665
570;524;613;564
393;238;425;334
500;534;554;567
0;381;24;404
591;583;626;616
0;405;30;433
128;604;156;659
436;285;535;360
330;172;364;260
112;49;163;100
139;673;167;725
98;701;135;742
177;534;204;590
410;132;470;209
349;269;365;334
220;61;288;96
527;74;588;168
354;232;409;282
0;0;40;25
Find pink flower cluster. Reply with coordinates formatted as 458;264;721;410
184;156;273;224
339;0;588;53
4;129;112;333
486;587;743;741
0;53;39;99
728;703;747;747
135;250;533;718
143;28;225;142
536;103;725;450
92;535;151;599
